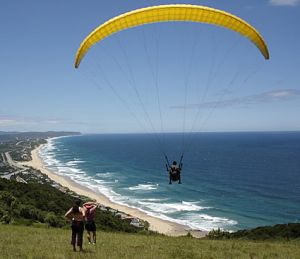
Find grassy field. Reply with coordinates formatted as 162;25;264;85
1;225;300;258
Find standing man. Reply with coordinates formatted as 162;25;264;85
83;201;97;245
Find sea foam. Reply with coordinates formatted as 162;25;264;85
128;184;159;191
137;200;209;214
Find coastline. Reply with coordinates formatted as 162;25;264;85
20;141;207;238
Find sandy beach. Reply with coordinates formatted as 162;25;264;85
19;142;207;238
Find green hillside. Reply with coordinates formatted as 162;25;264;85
1;224;300;259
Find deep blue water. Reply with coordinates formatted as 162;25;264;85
40;132;300;231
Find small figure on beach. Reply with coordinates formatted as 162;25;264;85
168;161;182;184
65;200;85;252
83;201;97;245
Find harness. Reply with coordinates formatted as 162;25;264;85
164;154;183;172
170;165;179;174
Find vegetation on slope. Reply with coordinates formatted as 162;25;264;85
207;223;300;240
0;178;148;233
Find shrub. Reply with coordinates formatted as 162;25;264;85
44;212;64;228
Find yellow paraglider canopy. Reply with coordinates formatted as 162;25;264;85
75;4;269;68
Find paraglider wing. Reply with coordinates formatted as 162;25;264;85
75;4;269;68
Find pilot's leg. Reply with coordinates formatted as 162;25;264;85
178;174;182;184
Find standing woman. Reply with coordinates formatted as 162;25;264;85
65;200;85;252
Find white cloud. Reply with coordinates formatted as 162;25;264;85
0;119;17;126
44;120;60;124
0;117;62;126
267;90;296;97
171;89;300;109
269;0;300;6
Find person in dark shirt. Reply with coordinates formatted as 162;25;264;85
65;200;85;252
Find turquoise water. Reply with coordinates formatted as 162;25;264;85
40;132;300;231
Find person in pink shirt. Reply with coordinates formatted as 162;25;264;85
83;201;97;245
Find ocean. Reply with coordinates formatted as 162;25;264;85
39;132;300;231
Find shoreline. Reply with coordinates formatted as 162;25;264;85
20;141;207;238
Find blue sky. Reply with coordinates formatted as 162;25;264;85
0;0;299;133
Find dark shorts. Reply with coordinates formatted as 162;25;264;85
85;221;96;232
